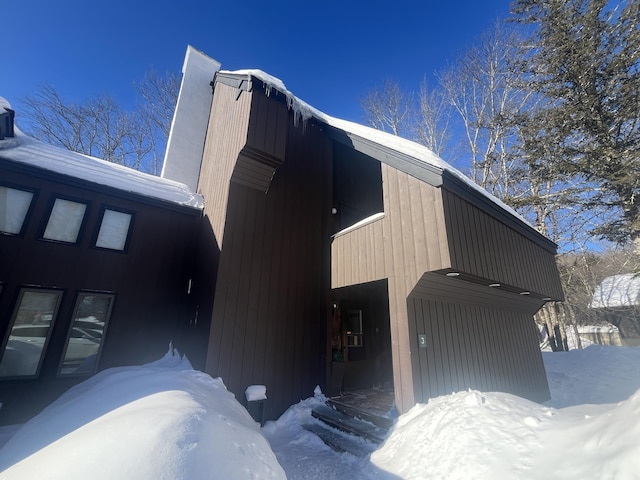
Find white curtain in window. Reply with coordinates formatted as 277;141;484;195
96;209;131;250
43;199;87;243
0;186;33;234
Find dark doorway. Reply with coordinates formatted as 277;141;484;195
327;280;393;395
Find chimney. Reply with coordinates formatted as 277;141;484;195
161;46;221;191
0;106;15;140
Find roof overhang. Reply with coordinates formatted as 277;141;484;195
212;70;558;254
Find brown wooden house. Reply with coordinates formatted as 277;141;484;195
161;47;564;421
0;45;564;425
0;100;209;424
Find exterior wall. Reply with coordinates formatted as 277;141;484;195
409;273;550;403
332;166;452;412
442;189;564;300
408;294;550;402
200;85;333;420
331;216;386;287
0;163;205;424
198;82;253;246
331;164;556;411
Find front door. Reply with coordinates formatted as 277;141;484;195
327;281;394;395
329;302;371;392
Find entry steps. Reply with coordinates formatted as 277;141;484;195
303;400;394;457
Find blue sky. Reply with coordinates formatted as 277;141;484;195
2;0;512;125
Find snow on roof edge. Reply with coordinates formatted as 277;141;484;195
0;128;203;210
220;69;541;239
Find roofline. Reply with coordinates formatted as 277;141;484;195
0;157;203;216
213;70;558;254
324;126;444;187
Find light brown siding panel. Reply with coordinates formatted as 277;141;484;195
199;84;253;247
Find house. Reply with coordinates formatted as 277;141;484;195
590;274;640;345
0;45;564;425
162;47;563;420
0;97;209;424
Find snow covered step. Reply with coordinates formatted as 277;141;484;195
302;421;378;457
310;404;389;444
327;398;395;430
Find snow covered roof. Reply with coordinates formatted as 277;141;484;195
216;69;556;251
590;273;640;309
0;128;203;210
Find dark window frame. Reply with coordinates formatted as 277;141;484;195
38;194;91;246
0;182;39;237
57;290;115;377
91;205;135;253
0;286;64;380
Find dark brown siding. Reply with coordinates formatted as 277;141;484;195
0;164;205;424
442;189;563;300
201;86;333;420
409;292;550;403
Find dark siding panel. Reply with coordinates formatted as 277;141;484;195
204;98;332;419
411;294;550;403
0;166;204;424
443;189;563;299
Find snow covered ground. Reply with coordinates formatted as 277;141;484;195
1;345;640;479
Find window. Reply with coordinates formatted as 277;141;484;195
42;197;87;243
0;185;34;235
95;208;133;251
59;292;113;376
345;308;363;347
0;288;63;378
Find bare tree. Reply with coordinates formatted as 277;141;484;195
19;69;180;175
437;20;532;200
361;78;413;137
414;78;451;156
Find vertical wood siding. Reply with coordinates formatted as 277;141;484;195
409;294;550;403
198;83;252;247
442;189;563;299
331;163;554;411
331;165;451;412
202;87;333;419
331;217;386;287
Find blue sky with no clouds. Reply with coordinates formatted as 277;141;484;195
2;0;512;126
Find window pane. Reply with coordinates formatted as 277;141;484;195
0;289;62;377
95;209;132;250
59;293;113;375
0;186;34;235
43;198;86;243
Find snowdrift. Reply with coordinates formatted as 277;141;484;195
371;388;640;480
0;348;285;480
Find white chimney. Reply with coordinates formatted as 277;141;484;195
161;46;221;191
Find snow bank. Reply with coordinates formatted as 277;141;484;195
543;345;640;408
0;347;285;480
263;346;640;480
371;388;640;480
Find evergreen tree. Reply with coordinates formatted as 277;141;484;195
512;0;640;246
